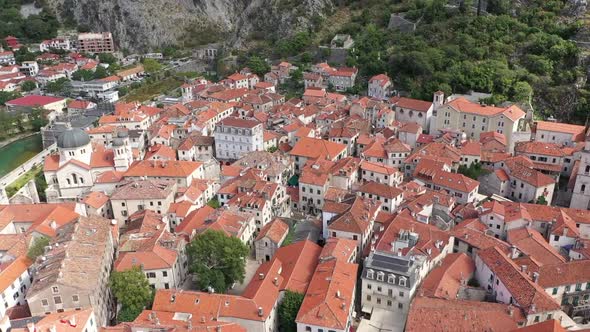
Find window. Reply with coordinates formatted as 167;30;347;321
164;283;169;289
367;269;374;279
366;295;372;301
376;298;381;304
41;299;48;306
552;288;558;295
147;272;156;278
367;284;372;290
72;295;79;302
398;303;403;309
163;271;168;277
388;274;395;284
54;296;62;304
399;277;407;287
377;272;384;282
52;286;59;294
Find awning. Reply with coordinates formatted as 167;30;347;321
361;304;373;315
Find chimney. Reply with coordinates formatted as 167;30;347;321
258;307;263;317
259;273;264;280
532;272;540;283
68;316;76;327
336;290;341;299
510;246;518;259
273;277;279;286
170;294;176;303
508;304;514;317
520;265;527;273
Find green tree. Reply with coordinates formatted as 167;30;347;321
0;91;21;105
98;53;118;65
187;230;249;293
27;236;50;260
207;197;221;209
45;78;71;95
94;66;109;79
267;146;278;153
458;162;488;180
278;291;304;332
30;107;48;131
72;69;95;81
246;55;270;76
35;169;47;202
162;46;178;58
142;58;162;73
116;306;142;323
14;47;36;63
21;80;36;92
536;195;548;205
110;267;154;322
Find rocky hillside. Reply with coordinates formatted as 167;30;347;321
44;0;334;52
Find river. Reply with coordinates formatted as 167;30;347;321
0;134;43;178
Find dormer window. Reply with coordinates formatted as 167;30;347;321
377;272;384;282
367;269;374;279
399;277;407;287
388;274;395;284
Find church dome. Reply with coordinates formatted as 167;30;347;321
57;128;90;149
112;138;124;147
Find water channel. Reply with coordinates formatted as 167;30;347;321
0;134;43;178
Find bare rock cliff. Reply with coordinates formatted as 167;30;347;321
45;0;334;51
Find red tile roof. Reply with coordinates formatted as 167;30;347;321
536;121;586;141
219;116;261;128
6;95;64;107
274;240;322;293
390;96;433;112
477;246;560;313
125;160;202;178
537;260;590;288
290;137;347;161
447;98;525;122
255;218;289;243
329;197;381;234
406;297;525;332
82;191;109;209
296;259;358;329
420;253;475;299
506;228;565;266
430;170;479;193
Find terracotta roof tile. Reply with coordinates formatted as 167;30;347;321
255;218;289;243
406;297;525;332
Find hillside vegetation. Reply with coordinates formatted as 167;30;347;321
255;0;588;123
